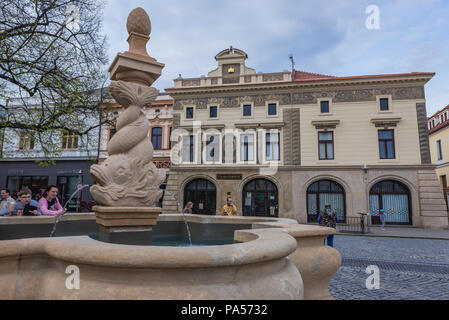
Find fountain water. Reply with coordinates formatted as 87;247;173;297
163;190;192;246
49;184;90;238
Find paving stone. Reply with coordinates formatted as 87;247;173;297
328;235;449;300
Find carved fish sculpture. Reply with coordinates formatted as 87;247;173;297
90;81;166;206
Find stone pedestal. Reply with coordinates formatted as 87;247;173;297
94;206;162;245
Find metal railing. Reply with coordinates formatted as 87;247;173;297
337;213;370;234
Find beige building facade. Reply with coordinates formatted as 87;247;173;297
162;47;448;229
428;104;449;210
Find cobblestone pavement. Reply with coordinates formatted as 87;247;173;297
329;236;449;300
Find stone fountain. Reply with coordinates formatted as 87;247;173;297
0;8;341;300
89;8;166;245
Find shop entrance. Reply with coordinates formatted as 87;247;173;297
242;178;278;217
369;180;412;225
183;178;216;215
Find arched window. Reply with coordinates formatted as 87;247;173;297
307;180;346;223
151;127;162;150
184;179;216;215
369;180;411;225
242;178;278;217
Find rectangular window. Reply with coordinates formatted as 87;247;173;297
437;140;443;161
266;132;280;161
18;131;35;150
151;127;163;150
378;130;395;159
206;134;220;162
320;101;329;113
380;98;389;111
268;103;277;116
209;106;218;118
240;134;254;161
243;104;252;117
182;135;195;162
186;107;194;119
318;131;334;160
61;131;79;150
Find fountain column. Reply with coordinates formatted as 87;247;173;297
89;8;166;245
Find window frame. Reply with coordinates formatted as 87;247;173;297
241;103;253;118
317;98;333;115
264;131;281;161
61;131;79;150
318;131;334;160
181;134;196;164
237;131;256;164
436;139;443;161
266;101;279;117
203;131;222;164
376;95;393;113
208;105;219;119
151;127;163;150
184;105;195;120
18;131;35;151
378;129;396;159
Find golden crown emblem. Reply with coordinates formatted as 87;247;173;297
228;66;235;73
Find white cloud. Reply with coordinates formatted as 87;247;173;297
102;0;449;115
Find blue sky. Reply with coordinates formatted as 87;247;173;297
102;0;449;116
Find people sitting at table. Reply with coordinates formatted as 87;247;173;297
38;185;67;216
8;187;41;216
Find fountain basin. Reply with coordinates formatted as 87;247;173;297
0;227;302;299
0;214;340;300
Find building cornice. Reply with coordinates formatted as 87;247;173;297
166;74;432;95
169;164;438;171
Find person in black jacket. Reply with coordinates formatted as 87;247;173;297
317;203;337;247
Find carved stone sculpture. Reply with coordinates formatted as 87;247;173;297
90;81;166;206
90;7;166;208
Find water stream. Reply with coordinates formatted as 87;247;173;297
163;190;192;246
49;184;90;238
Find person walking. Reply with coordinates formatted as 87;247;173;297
38;185;66;216
379;208;386;230
221;197;238;216
317;203;338;247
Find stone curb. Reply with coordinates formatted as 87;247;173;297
336;232;449;241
